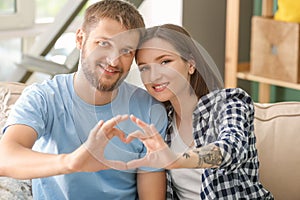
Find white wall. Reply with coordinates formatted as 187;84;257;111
139;0;182;27
182;0;226;78
125;0;183;87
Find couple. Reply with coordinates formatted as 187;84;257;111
0;0;273;199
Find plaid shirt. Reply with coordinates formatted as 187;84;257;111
166;88;273;200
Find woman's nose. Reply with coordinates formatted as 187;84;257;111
144;64;163;83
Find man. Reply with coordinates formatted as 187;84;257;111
0;1;167;199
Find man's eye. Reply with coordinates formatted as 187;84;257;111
120;48;133;55
98;41;109;47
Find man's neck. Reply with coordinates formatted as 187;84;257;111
73;72;118;106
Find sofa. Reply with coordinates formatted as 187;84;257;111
0;82;32;200
254;102;300;199
0;82;300;200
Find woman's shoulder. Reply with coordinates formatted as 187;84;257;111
196;88;254;114
204;88;252;104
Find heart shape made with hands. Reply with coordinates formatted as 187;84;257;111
83;114;178;171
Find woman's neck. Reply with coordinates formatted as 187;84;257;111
171;93;198;148
171;92;198;122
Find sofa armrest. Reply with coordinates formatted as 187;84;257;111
0;82;32;200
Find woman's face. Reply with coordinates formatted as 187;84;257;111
136;37;195;103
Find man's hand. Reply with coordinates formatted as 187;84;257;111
67;115;129;172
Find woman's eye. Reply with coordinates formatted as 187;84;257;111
138;65;150;72
98;41;109;47
161;60;171;65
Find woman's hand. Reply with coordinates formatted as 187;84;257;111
126;115;178;169
67;115;128;172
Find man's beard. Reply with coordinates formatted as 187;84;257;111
81;58;127;92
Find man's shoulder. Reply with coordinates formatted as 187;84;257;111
121;81;143;90
120;82;163;108
17;74;73;105
120;81;149;98
26;73;72;93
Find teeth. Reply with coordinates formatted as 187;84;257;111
154;83;168;90
97;63;116;73
105;68;115;73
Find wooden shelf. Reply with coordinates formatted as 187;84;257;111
237;71;300;91
236;62;300;90
224;0;300;103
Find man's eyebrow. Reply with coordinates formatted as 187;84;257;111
96;35;137;50
122;45;135;50
116;40;137;50
95;36;111;41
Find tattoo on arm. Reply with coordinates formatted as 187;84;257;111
193;144;222;168
182;153;191;159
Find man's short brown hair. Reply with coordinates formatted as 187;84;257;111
82;0;145;33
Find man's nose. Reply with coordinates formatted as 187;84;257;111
106;50;120;67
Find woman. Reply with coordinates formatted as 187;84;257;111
127;24;273;199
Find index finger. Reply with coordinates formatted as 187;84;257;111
101;115;128;132
130;115;154;136
130;114;153;128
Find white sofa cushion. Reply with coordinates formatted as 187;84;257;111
254;102;300;200
0;82;27;129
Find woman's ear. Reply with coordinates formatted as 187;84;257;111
188;59;196;75
76;28;84;50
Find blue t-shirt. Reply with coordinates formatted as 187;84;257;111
4;73;167;200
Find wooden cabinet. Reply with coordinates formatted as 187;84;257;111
224;0;300;103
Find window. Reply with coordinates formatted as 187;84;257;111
0;0;35;30
0;0;16;14
0;0;70;82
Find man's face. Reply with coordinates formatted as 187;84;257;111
77;18;140;92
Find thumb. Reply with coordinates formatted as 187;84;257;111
105;160;128;171
126;130;145;143
127;157;148;169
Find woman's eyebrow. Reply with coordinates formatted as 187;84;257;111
137;54;171;66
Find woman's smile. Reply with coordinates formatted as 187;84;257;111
152;82;169;92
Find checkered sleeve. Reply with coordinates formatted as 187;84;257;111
213;90;255;170
189;89;272;198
